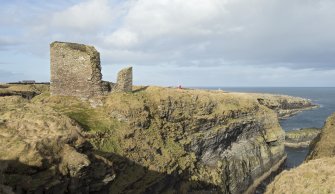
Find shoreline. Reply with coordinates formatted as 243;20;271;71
278;105;320;119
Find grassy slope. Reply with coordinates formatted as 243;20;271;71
265;157;335;194
306;113;335;160
0;85;116;193
266;113;335;194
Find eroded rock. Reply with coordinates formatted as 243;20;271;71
285;128;320;148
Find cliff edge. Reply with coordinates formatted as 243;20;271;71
0;84;315;193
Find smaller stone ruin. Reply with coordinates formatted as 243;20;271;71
115;67;133;92
50;41;133;97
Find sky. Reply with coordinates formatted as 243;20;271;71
0;0;335;87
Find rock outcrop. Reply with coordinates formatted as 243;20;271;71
0;84;315;194
115;67;133;92
265;113;335;194
284;128;320;148
50;41;103;98
248;93;317;119
0;94;115;193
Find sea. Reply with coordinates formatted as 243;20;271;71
201;87;335;193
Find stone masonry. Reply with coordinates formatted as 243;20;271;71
115;67;133;92
50;41;103;98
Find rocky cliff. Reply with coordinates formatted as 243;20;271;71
265;113;335;194
0;84;315;194
284;128;320;148
244;93;317;119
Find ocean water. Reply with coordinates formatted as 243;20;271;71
201;87;335;168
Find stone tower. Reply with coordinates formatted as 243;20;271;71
50;41;103;98
115;67;133;92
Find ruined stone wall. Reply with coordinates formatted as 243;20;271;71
115;67;133;92
50;41;103;98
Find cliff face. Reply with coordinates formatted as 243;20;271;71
0;85;314;194
265;113;335;194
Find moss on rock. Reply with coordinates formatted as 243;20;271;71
285;128;320;148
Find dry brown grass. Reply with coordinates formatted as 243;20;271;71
0;100;83;167
306;113;335;161
0;84;49;93
266;113;335;194
265;157;335;194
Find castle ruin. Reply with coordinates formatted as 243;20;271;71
50;41;133;98
115;67;133;92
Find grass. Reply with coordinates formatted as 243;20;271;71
0;84;49;93
306;113;335;160
265;157;335;194
31;93;126;154
267;113;335;193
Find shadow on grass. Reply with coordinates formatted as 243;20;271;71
0;152;222;194
133;86;149;93
96;151;222;194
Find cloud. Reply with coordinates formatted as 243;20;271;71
1;0;335;85
104;29;139;48
3;0;335;69
101;0;228;49
99;0;335;70
51;0;113;32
